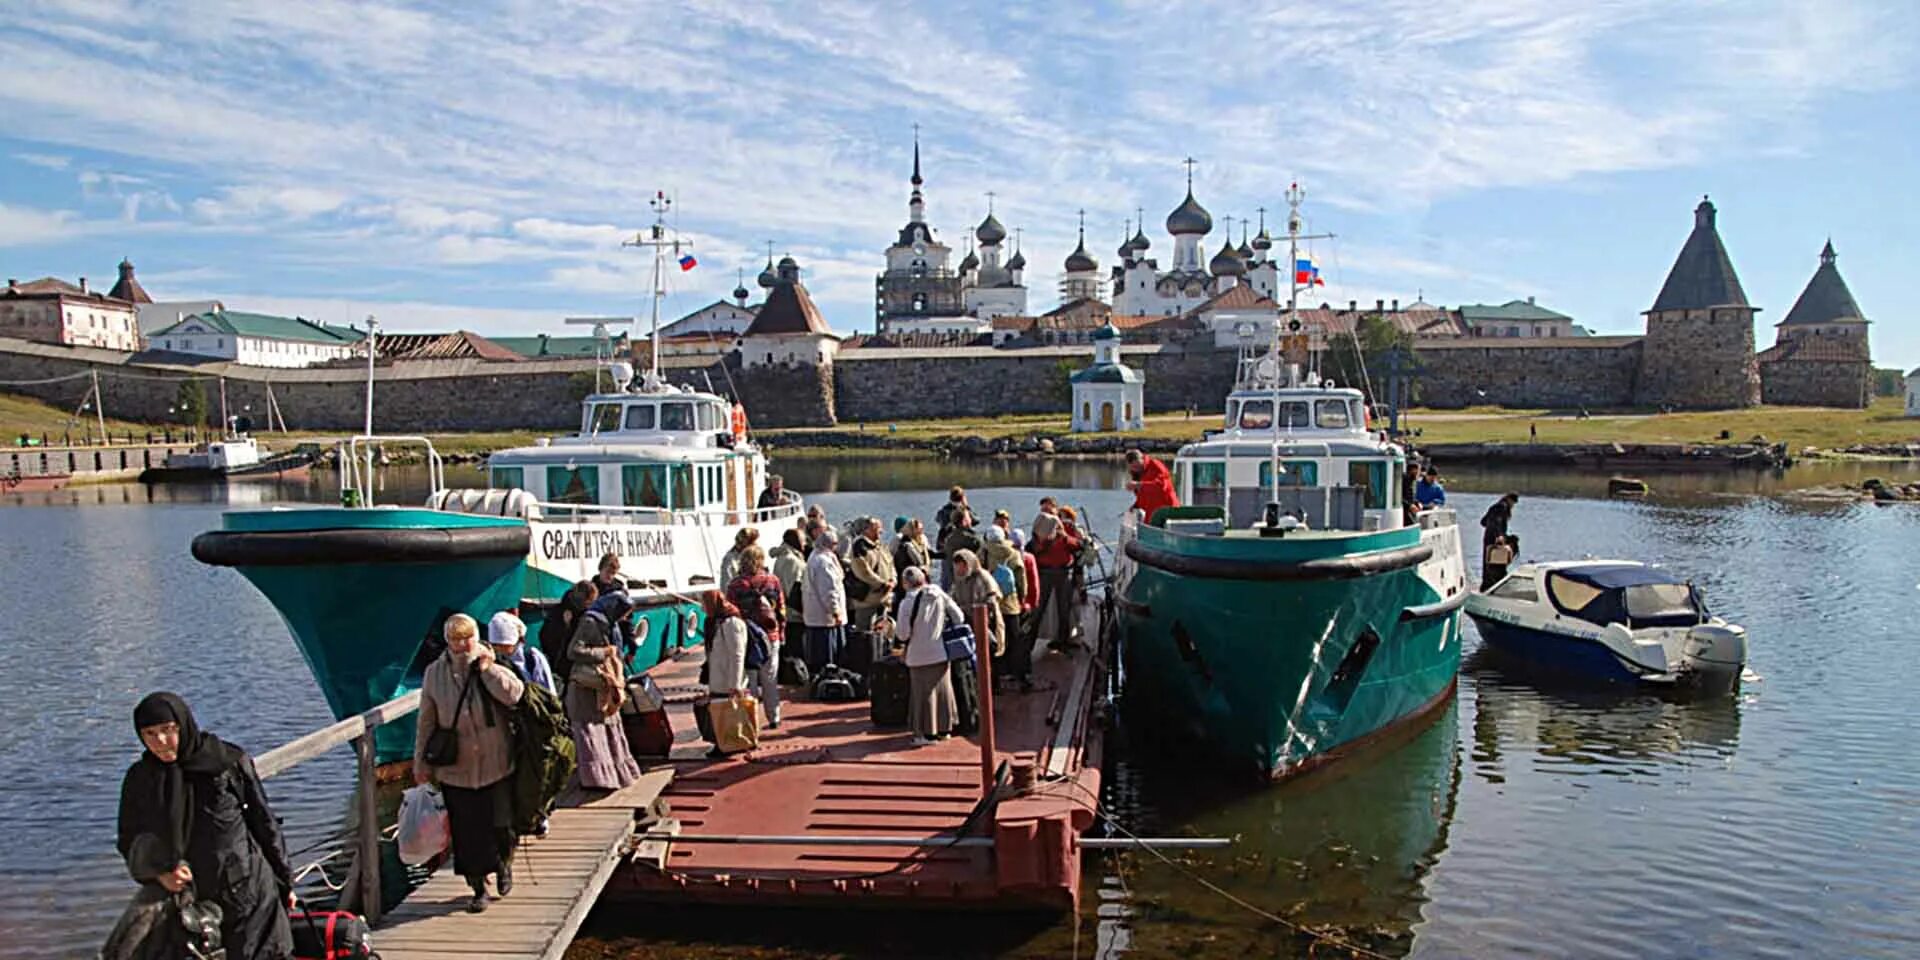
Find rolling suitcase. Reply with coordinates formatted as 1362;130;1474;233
868;654;910;727
950;655;981;736
836;627;877;690
622;706;675;757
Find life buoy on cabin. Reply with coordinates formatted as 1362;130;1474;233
730;404;748;440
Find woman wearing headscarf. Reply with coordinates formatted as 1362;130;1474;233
489;610;555;694
896;566;962;744
117;692;294;958
567;592;644;792
726;544;785;728
701;590;753;757
414;614;525;914
538;580;597;694
946;548;1006;661
892;518;932;594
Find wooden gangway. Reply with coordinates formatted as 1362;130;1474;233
375;770;672;960
254;690;672;960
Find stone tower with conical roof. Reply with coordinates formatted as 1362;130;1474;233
1634;197;1760;409
1756;240;1873;408
874;130;968;334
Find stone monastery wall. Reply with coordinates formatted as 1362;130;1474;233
1413;337;1644;409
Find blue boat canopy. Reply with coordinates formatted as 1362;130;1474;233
1552;563;1685;590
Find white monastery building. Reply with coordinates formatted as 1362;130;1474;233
150;306;364;367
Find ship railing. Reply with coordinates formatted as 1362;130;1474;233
532;497;807;527
338;435;444;506
253;689;421;926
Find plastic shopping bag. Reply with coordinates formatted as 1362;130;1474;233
708;692;761;754
397;783;450;866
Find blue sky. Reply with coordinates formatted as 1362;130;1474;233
1;1;1914;370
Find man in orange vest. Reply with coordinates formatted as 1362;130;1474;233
1125;449;1179;522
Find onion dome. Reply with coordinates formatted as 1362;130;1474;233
1064;238;1098;273
1129;227;1151;253
1166;189;1212;236
775;256;800;285
1209;238;1245;277
1118;235;1135;260
1006;248;1026;271
756;258;778;288
976;213;1007;245
959;250;980;273
1238;240;1255;260
732;282;750;301
1091;322;1120;341
1251;228;1273;252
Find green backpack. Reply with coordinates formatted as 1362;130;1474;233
508;680;576;835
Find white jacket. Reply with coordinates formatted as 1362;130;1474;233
898;584;964;668
804;549;847;628
707;615;749;695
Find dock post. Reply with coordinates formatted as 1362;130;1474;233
350;732;383;924
970;604;996;799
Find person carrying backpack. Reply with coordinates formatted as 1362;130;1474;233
489;613;571;839
726;544;785;728
981;526;1032;690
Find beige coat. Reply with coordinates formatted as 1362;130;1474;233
947;549;1006;656
848;535;896;611
414;652;525;789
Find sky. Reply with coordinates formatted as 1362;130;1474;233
0;0;1915;370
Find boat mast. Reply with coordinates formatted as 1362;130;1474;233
622;192;687;392
1281;183;1333;385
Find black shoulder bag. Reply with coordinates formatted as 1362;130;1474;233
422;666;479;767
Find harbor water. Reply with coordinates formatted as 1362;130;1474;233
3;458;1918;958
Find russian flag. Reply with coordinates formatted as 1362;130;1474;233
678;253;697;272
1294;256;1324;287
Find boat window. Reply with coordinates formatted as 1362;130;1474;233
623;405;656;430
545;465;599;505
1346;460;1387;509
1547;574;1606;615
671;464;694;507
1315;399;1350;429
1489;575;1538;602
1279;402;1311;428
621;464;668;507
1624;583;1702;626
1260;460;1319;487
696;403;719;432
1190;461;1226;505
1238;400;1273;430
490;466;524;490
588;403;623;434
661;403;694;431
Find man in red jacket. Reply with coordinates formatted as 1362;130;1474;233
1125;450;1179;522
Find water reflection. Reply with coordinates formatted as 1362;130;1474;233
1092;701;1461;958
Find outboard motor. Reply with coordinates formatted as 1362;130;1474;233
1682;623;1748;690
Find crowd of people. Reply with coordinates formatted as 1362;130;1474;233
110;452;1184;954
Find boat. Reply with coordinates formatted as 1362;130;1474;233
1465;560;1748;691
1113;184;1469;781
192;194;804;760
137;435;317;483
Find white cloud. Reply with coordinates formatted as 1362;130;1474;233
13;151;70;170
192;185;348;222
0;203;80;247
389;201;501;235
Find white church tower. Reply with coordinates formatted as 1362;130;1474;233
1059;211;1103;305
962;198;1028;321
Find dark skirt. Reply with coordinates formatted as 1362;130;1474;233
441;776;514;880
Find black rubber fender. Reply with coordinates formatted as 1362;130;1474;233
192;525;530;567
1124;539;1432;582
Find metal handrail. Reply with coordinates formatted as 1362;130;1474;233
338;435;445;505
254;689;421;925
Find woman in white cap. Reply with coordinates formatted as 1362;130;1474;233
489;611;555;694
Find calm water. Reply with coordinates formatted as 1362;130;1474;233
3;458;1918;958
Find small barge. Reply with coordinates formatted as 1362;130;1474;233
137;435;316;483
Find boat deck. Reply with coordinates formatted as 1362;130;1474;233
609;602;1106;912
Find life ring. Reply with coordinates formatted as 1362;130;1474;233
730;404;748;439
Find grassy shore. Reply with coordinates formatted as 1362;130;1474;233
3;390;1914;457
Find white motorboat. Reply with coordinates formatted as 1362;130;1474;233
1465;560;1747;691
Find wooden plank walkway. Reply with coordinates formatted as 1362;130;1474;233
376;769;672;960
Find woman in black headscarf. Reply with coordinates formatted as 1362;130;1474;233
117;691;294;960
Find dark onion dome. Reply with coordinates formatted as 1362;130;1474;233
1237;240;1255;260
1129;227;1152;252
1091;322;1120;341
756;259;778;288
1166;189;1212;236
1064;238;1098;273
976;212;1007;245
1209;238;1246;277
1251;228;1273;251
733;283;750;301
959;250;980;273
1006;248;1026;271
1118;235;1135;260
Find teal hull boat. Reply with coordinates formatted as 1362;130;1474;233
1119;511;1465;780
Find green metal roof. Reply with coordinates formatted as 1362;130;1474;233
1457;300;1572;323
492;333;630;358
153;310;364;344
1070;362;1142;384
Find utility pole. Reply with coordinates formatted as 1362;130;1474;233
90;368;107;444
